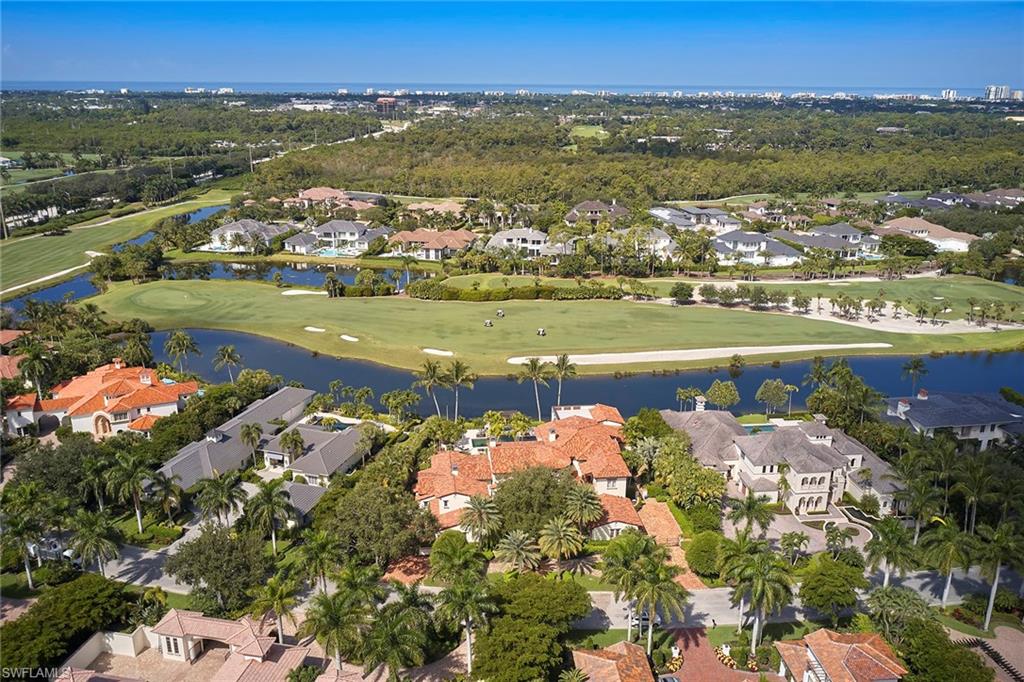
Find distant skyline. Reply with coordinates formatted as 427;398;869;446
2;2;1022;88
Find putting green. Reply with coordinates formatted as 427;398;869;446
87;279;1024;375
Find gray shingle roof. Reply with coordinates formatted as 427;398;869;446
660;409;746;470
734;424;849;474
282;481;327;516
649;207;697;228
885;392;1023;429
810;223;862;238
158;387;315;490
314;220;366;237
284;233;318;247
763;239;802;257
211;220;290;240
266;423;364;477
770;230;852;252
717;230;767;244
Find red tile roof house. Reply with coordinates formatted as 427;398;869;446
3;358;198;438
152;609;313;680
572;641;654;682
774;629;907;682
0;329;29;384
414;404;642;540
388;228;477;261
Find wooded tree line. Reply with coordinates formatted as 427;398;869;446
250;114;1024;204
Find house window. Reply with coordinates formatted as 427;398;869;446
605;479;615;490
442;499;449;510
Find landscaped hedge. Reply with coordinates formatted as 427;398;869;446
406;279;623;302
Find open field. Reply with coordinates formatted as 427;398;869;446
442;273;1024;321
1;167;67;185
86;279;1024;375
570;125;609;139
0;189;236;293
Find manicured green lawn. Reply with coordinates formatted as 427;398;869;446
122;583;192;609
114;509;192;550
1;167;67;185
0;189;237;293
0;570;40;599
86;278;1024;375
570;125;609;139
567;572;618;592
567;628;629;648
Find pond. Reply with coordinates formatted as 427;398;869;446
150;328;1024;419
112;204;228;252
160;261;425;289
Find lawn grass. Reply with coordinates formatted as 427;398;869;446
1;167;67;185
566;628;629;648
0;189;237;292
736;413;770;425
113;509;192;550
122;583;192;608
566;572;618;592
85;278;1024;375
0;570;40;599
570;125;609;139
935;609;1024;637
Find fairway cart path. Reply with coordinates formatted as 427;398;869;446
507;342;892;366
0;262;93;295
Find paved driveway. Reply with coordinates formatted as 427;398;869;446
723;510;870;555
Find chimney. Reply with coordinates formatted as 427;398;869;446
140;371;152;386
917;389;928;400
113;357;123;370
695;396;706;412
897;400;910;417
451;462;459;477
548;428;557;442
487;437;497;448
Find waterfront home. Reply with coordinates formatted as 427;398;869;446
3;359;198;438
157;387;315;490
883;389;1024;451
208;220;290;252
313;220;368;248
572;641;654;682
283;232;319;255
262;423;365;486
612;226;677;259
486;228;550;257
880;216;977;252
714;230;803;267
592;494;645;540
662;408;900;515
0;329;28;383
389;228;476;261
414;403;633;535
648;206;697;230
564;200;629;227
770;228;862;259
775;629;906;682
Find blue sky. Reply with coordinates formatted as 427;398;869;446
2;2;1022;88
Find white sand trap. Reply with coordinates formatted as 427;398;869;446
282;289;328;296
826;282;850;286
507;343;893;367
340;335;359;342
933;296;945;300
85;250;104;257
423;348;454;357
304;326;326;333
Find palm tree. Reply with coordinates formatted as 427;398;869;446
213;344;242;383
727;491;774;536
300;590;370;671
901;357;928;393
631;437;661;486
459;495;502;546
632;555;690;654
494;530;541;573
865;517;915;587
444;360;476;420
920;517;976;609
249;574;298;644
195;471;246;525
149;472;183;524
538;516;585;564
717;528;768;633
926;435;958;516
121;333;153;368
299;528;341;592
245;478;294;555
361;606;428;682
552;353;577;405
954;456;997;534
333;563;387;609
564;485;604;529
279;429;306;464
398;255;419;290
164;329;200;373
784;384;799;416
413;360;447;418
106;451;154;534
80;454;111;511
240;422;264;469
435;576;495;676
429;535;484;584
600;530;659;641
976;522;1021;631
516;357;552;421
2;511;42;589
17;341;52;399
803;356;828;389
388;580;434;631
558;670;589;682
894;477;941;545
779;531;810;565
736;550;793;648
675;386;701;412
825;525;857;559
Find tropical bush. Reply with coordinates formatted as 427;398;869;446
687;531;724;577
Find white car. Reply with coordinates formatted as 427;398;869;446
630;612;662;628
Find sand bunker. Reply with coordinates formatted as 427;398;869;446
507;342;893;366
282;290;328;296
423;348;454;356
340;335;359;342
304;326;326;333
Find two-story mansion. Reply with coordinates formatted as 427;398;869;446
661;409;901;515
414;404;643;540
883;390;1024;451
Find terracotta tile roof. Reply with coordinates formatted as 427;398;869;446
413;450;492;501
389;228;476;250
127;414;162;431
777;629;907;682
572;641;654;682
428;501;465;530
213;644;311;682
299;187;347;202
489;441;573;474
0;330;27;347
0;354;25;379
882;216;977;243
637;499;681;546
56;669;142;682
407;200;464;215
152;609;275;656
597;495;643;528
5;393;38;410
590;404;625;424
40;396;80;411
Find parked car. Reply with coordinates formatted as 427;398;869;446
630;611;662;628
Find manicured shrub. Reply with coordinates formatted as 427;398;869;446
687;504;723;534
670;282;694;303
900;618;995;682
859;493;880;516
687;531;723;577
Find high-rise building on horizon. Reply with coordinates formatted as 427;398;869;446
985;84;1011;100
941;89;958;100
1012;90;1024;101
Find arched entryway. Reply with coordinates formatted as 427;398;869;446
94;415;112;436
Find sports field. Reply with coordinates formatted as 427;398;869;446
86;279;1024;375
443;274;1024;322
0;189;235;293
